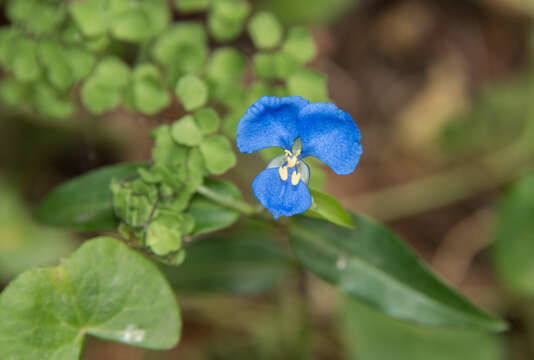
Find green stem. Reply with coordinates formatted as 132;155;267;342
197;185;258;215
344;140;534;221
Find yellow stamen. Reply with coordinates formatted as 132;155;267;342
287;155;298;168
279;166;288;181
291;171;301;185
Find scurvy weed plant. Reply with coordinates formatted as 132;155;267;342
0;0;507;359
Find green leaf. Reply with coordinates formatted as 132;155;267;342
0;78;30;107
147;213;194;256
193;107;220;135
131;63;170;115
492;175;534;295
207;0;250;42
287;69;329;102
110;0;170;42
38;41;74;91
175;74;208;111
69;0;110;37
152;23;208;81
303;189;354;228
175;0;210;12
0;180;75;281
343;299;504;360
160;227;293;294
253;52;299;80
290;214;507;331
81;78;121;115
32;83;74;119
248;11;283;50
171;115;203;146
7;0;66;35
199;135;237;175
11;37;41;82
206;47;246;84
36;163;145;231
152;125;188;166
0;237;181;359
64;47;96;81
282;26;316;63
187;179;241;235
81;56;131;114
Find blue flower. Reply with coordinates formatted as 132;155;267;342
237;96;362;219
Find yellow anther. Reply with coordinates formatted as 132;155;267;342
291;171;302;186
279;166;288;181
284;149;292;156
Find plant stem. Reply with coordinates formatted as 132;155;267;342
343;140;534;221
197;185;258;215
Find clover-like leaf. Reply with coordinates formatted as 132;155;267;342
175;74;208;111
69;0;110;37
199;135;237;175
175;0;210;12
248;11;283;50
171;115;203;146
0;237;181;359
207;0;250;42
131;63;170;115
282;26;317;64
193;108;220;135
206;47;246;84
287;69;328;102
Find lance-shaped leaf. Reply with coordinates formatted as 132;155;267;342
0;237;181;359
35;163;145;231
290;214;506;331
343;298;504;360
161;227;293;294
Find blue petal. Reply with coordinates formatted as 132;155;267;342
252;168;312;219
237;96;310;153
297;103;362;175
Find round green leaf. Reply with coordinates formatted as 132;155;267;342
0;237;181;359
32;83;74;119
69;0;110;37
175;0;210;12
175;75;208;111
290;215;507;331
207;0;250;42
7;0;66;35
11;38;41;82
253;52;299;80
248;11;283;50
152;23;208;77
206;47;246;84
132;64;170;115
171;115;203;146
287;69;329;102
0;78;30;107
111;0;170;42
199;135;237;175
38;41;74;91
81;78;122;115
193;108;220;135
282;26;316;63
